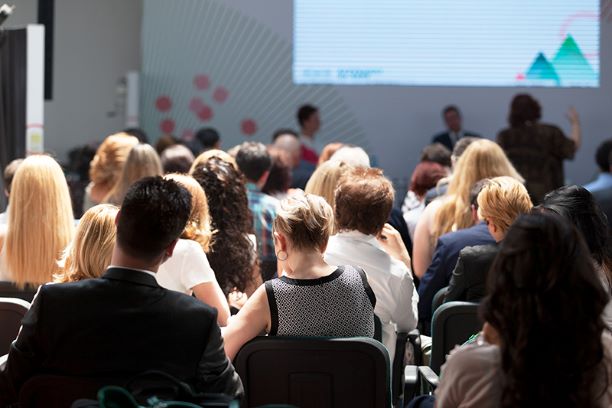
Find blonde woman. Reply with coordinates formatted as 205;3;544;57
222;193;376;360
189;149;238;174
104;144;163;206
412;139;523;279
304;160;351;210
158;173;230;326
55;204;119;283
0;155;75;287
84;133;139;211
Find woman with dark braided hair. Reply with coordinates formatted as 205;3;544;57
191;157;261;301
434;214;612;407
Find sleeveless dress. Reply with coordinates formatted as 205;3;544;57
265;265;376;337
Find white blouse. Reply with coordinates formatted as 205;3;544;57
156;239;215;295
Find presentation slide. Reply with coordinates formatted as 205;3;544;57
293;0;599;87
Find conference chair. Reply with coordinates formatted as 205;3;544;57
0;297;30;353
0;281;37;302
431;286;448;316
234;336;392;408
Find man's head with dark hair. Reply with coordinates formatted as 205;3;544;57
442;105;462;133
116;176;191;263
595;139;612;173
123;128;149;144
297;104;320;136
469;179;489;223
3;158;24;197
271;128;298;143
508;93;542;127
420;143;452;168
235;142;272;184
195;127;221;150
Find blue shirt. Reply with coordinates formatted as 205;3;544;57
246;183;279;262
584;173;612;194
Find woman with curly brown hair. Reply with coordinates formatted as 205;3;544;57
434;214;612;407
191;157;260;299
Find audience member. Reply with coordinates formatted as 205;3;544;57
192;157;260;297
223;193;376;360
123;127;149;144
412;139;522;279
304;160;350;211
271;128;298;143
262;147;292;200
540;185;612;331
329;145;371;168
236;142;279;281
420;143;452;169
160;144;195;174
591;150;612;232
273;132;315;189
104;144;163;206
0;177;243;403
324;167;417;360
190;149;238;173
417;181;494;335
0;155;75;288
497;93;581;204
402;161;448;240
158;174;230;325
444;177;532;303
84;133;139;212
196;127;221;152
297;104;321;164
54;204;118;283
154;134;178;155
431;105;480;151
0;158;23;225
318;142;345;166
584;139;612;193
434;214;612;407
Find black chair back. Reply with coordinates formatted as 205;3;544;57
0;281;37;302
430;301;480;374
19;375;119;408
234;336;391;408
0;297;30;353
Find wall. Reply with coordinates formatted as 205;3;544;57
7;0;142;161
142;0;612;188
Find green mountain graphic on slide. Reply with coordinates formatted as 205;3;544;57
526;52;560;84
552;34;597;83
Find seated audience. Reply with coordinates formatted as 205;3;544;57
261;147;293;201
273;131;315;189
194;127;221;153
159;174;230;326
297;104;321;164
55;204;118;283
434;214;612;407
0;155;75;287
0;158;23;225
160;144;195;174
444;177;532;303
324;167;417;360
584;139;612;193
417;181;494;335
420;143;452;170
402;161;448;240
540;185;612;331
191;157;260;298
223;193;376;360
318;142;345;166
104;144;163;206
154;134;178;155
0;177;243;403
304;160;350;211
84;132;139;212
236;142;279;281
497;93;581;204
431;105;480;151
413;139;523;279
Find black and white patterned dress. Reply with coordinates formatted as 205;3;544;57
265;265;376;337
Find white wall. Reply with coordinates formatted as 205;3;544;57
8;0;142;161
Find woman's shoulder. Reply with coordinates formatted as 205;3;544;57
444;341;501;371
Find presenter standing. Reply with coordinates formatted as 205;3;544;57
431;105;480;151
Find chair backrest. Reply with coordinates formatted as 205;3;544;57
430;301;481;374
0;297;30;353
0;281;37;302
19;375;119;408
234;336;392;408
431;286;448;315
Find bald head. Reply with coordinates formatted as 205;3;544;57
274;134;301;167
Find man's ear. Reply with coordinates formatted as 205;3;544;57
165;239;179;258
257;170;270;187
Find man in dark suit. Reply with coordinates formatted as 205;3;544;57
0;177;243;404
431;105;480;151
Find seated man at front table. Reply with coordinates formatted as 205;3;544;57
0;177;243;404
431;105;480;152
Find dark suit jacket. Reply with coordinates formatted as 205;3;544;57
417;223;494;335
444;244;499;303
0;267;243;405
592;187;612;232
431;131;480;151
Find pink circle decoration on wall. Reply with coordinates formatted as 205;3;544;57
241;119;257;136
197;105;214;122
160;119;175;134
181;129;195;141
189;97;204;112
155;96;172;112
193;74;210;90
213;86;229;104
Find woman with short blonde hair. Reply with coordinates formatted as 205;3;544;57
0;155;75;287
104;144;163;206
55;204;119;283
304;160;351;210
478;176;533;236
413;139;523;278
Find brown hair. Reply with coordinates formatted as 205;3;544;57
89;133;139;187
335;167;394;235
477;176;533;233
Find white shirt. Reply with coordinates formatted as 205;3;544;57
324;230;419;361
156;239;215;295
